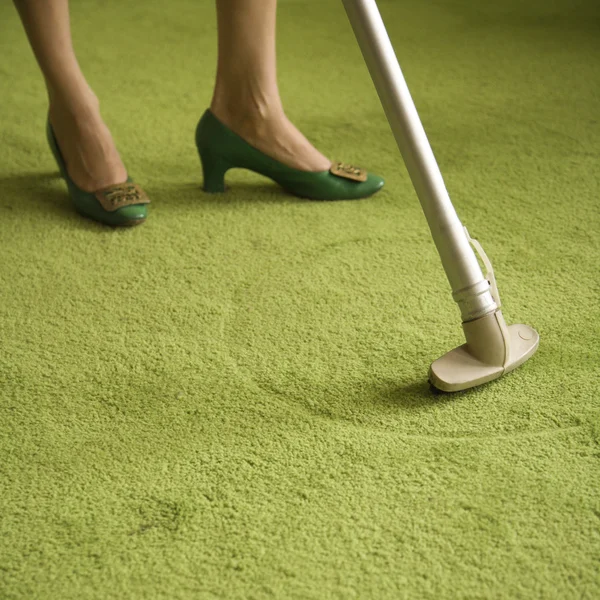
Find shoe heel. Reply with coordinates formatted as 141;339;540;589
46;120;68;180
199;150;231;193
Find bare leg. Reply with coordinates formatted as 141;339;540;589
13;0;126;192
210;0;331;172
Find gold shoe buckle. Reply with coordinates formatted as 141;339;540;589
330;162;367;182
95;183;150;212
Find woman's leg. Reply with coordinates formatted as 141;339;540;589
210;0;331;172
13;0;126;192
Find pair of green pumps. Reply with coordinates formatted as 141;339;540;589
47;109;385;226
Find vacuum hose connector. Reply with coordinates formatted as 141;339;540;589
452;227;500;323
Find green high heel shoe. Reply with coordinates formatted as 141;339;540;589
195;109;384;200
46;120;150;226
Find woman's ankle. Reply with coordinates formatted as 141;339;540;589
47;81;102;126
209;98;331;172
210;92;284;138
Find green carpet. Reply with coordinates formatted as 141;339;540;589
1;0;599;597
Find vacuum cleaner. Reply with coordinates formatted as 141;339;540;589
341;0;539;392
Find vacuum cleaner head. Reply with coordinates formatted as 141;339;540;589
429;310;539;392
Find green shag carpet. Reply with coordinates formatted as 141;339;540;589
1;0;599;598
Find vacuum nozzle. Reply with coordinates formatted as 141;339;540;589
429;309;539;392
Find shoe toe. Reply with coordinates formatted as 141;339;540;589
114;204;148;224
350;172;384;199
368;173;385;194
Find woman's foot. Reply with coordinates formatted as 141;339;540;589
196;107;384;200
48;95;127;193
47;92;149;227
210;102;331;173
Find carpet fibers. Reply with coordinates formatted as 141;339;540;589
1;0;599;598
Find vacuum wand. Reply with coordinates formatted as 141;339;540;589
341;0;539;391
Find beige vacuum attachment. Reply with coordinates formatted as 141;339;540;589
342;0;539;391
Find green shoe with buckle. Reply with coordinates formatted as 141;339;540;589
46;120;150;226
195;109;384;200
